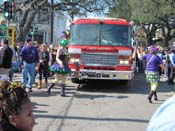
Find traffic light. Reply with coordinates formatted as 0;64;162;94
3;1;12;19
33;26;38;35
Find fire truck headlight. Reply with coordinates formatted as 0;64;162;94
70;58;80;63
124;60;129;64
75;58;80;62
119;60;129;65
70;59;75;63
119;60;124;64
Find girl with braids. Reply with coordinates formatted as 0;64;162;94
0;80;35;131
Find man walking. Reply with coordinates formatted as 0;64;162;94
20;38;39;92
0;39;13;80
168;48;175;85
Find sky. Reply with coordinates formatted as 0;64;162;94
0;0;60;4
48;0;59;4
0;0;8;4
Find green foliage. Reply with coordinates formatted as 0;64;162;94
108;0;175;24
130;0;159;23
108;0;132;20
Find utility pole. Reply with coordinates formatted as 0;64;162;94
50;0;53;44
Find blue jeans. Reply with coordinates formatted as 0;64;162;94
22;61;35;88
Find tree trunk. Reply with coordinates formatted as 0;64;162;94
161;25;172;47
142;23;159;46
147;35;153;46
16;9;37;43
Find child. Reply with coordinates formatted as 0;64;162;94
0;80;35;131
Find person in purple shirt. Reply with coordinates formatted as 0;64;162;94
139;45;165;103
20;38;39;92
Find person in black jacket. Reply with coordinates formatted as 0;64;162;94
0;39;13;80
0;80;36;131
37;44;50;89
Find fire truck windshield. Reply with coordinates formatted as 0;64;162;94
70;24;131;46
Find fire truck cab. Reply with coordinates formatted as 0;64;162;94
68;17;135;84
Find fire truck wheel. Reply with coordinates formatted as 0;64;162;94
71;78;85;84
120;80;129;85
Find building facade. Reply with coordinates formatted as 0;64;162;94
34;10;70;45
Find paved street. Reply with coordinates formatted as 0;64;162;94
13;72;175;131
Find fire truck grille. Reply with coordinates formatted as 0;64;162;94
80;52;118;66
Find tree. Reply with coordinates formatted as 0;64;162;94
107;0;159;46
108;0;132;21
55;0;116;19
129;0;161;46
15;0;47;42
108;0;175;47
15;0;115;43
152;0;175;47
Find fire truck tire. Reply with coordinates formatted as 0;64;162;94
120;80;129;85
71;78;85;84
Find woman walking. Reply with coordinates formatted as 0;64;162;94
139;45;165;103
47;39;70;96
37;44;50;89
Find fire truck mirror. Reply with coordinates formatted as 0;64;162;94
131;39;137;47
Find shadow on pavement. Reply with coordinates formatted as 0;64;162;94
75;72;174;95
74;92;128;100
35;114;149;123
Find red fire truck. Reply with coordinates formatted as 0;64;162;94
68;17;136;84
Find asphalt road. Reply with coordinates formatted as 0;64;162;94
13;72;175;131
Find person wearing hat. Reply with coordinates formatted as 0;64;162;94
0;39;13;80
19;38;39;92
138;45;165;103
47;39;71;96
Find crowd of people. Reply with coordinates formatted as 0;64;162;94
0;30;71;130
0;30;71;96
135;45;175;82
